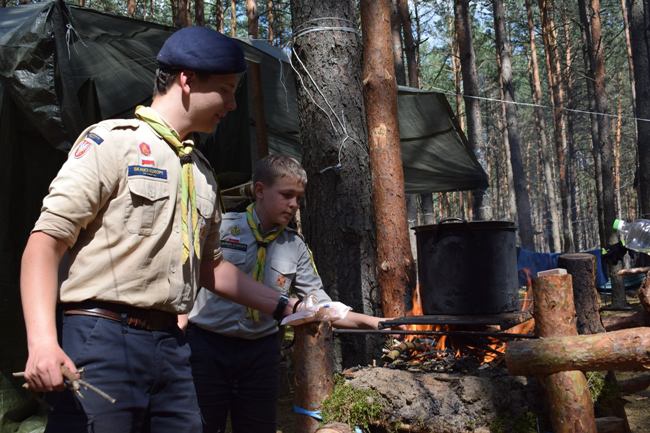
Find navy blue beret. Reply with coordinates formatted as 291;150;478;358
157;26;246;74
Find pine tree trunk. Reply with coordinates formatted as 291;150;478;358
361;0;415;318
128;0;136;16
525;0;561;252
615;83;623;216
172;0;190;27
539;0;574;251
562;9;582;251
390;0;406;86
397;0;418;88
231;0;237;36
621;0;638;141
195;0;205;25
216;0;225;33
290;0;381;366
628;0;650;216
454;0;490;220
267;0;275;43
493;0;534;248
247;0;258;37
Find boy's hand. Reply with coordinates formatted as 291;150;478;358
24;342;78;392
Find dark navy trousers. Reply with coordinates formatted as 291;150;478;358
45;315;202;433
186;325;280;433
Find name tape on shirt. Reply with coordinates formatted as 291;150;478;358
128;165;168;180
221;239;247;252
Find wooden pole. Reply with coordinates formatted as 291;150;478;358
558;253;605;334
531;274;597;433
293;322;335;433
360;0;415;318
558;254;630;432
506;327;650;375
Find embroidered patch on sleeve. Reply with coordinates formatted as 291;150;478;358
73;139;93;159
138;142;151;156
221;239;247;252
85;132;104;145
127;165;168;180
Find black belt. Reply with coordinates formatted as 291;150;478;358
62;301;177;331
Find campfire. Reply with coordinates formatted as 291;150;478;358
381;281;535;372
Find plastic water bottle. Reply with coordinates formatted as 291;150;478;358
613;219;650;254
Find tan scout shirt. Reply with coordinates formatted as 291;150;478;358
33;116;222;314
189;210;331;339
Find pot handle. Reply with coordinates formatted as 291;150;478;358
438;217;466;224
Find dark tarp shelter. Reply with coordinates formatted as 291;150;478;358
0;1;487;429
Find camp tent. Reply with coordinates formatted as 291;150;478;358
0;1;488;423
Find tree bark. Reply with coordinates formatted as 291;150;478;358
267;0;275;43
628;0;650;216
492;0;534;248
525;0;561;252
172;0;190;27
620;0;638;142
290;0;381;366
247;0;259;37
539;0;574;252
216;0;225;33
557;253;605;334
361;0;414;318
530;273;597;433
195;0;205;25
454;0;490;220
293;322;335;433
127;0;136;16
397;0;418;88
506;327;650;376
390;0;406;86
231;0;238;36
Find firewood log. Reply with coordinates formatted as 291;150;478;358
506;327;650;376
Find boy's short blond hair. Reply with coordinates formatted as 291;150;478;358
253;154;307;186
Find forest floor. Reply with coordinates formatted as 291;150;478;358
274;292;650;433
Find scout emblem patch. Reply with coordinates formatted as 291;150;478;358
139;142;152;156
74;131;104;159
74;139;93;159
230;225;241;236
276;274;287;288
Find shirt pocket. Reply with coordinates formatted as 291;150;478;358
125;178;170;236
223;248;247;266
196;194;216;237
268;259;296;293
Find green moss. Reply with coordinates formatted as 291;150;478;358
321;375;385;430
490;411;537;433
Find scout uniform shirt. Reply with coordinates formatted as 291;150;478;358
189;209;331;339
33;116;222;314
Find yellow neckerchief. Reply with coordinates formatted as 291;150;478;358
245;203;284;321
134;105;199;264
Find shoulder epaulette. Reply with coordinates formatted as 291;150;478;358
98;118;141;130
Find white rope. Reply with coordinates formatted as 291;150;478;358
427;84;650;123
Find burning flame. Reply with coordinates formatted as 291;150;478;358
400;276;535;365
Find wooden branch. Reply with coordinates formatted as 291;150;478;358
616;267;650;276
558;254;605;334
603;310;650;331
506;327;650;375
617;373;650;394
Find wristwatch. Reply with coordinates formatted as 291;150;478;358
272;295;290;322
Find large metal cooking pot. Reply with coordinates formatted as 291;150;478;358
413;218;519;315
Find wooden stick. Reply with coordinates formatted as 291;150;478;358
616;266;650;276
